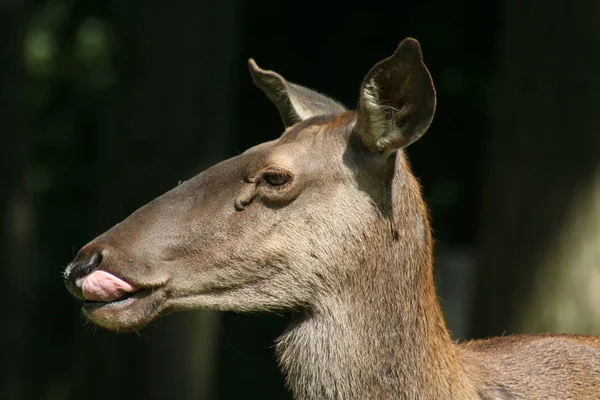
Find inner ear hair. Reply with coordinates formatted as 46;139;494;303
356;38;436;155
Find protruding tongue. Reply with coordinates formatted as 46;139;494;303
82;270;137;302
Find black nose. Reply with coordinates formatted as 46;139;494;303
64;250;102;299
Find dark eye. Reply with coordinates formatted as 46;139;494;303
262;169;291;187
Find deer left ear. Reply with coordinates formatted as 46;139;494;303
356;38;436;155
249;59;346;128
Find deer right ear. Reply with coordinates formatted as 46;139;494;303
249;59;346;128
356;38;436;155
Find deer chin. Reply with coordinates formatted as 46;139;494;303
83;288;167;331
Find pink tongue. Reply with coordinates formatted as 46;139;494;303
82;270;137;302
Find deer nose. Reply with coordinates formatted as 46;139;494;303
64;248;102;299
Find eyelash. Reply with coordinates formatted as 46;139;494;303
261;169;292;187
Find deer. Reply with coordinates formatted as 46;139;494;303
64;38;600;399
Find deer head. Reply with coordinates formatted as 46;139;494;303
64;38;436;332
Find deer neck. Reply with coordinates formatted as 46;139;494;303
276;157;476;400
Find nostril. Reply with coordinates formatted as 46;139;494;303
67;250;103;282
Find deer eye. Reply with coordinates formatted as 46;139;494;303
262;169;291;187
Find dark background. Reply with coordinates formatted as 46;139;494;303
3;0;600;399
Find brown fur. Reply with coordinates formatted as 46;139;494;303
64;38;600;399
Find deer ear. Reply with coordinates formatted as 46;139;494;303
249;59;346;128
356;38;436;154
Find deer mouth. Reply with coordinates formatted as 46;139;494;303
80;270;139;303
76;270;166;330
82;288;150;308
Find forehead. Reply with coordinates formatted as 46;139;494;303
275;112;356;149
241;112;357;171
